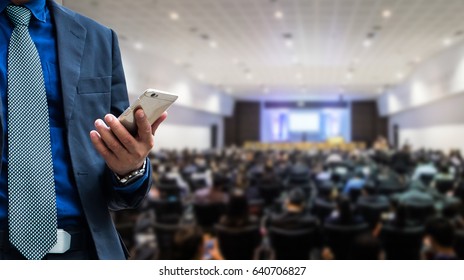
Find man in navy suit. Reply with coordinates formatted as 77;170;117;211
0;0;165;259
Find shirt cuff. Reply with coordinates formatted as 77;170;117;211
112;159;150;193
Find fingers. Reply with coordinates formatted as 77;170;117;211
90;109;168;175
94;118;130;158
89;130;117;162
151;112;168;136
103;114;137;154
134;109;154;145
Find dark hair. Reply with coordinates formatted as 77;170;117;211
352;233;382;260
288;187;305;206
221;188;249;227
363;181;377;195
172;226;203;260
438;163;450;174
426;217;455;247
212;173;228;190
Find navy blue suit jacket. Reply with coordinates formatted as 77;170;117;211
4;1;148;259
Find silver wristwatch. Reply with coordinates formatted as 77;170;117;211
114;159;147;185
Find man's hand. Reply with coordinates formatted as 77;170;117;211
90;109;167;177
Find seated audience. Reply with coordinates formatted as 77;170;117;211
114;145;464;260
269;188;319;231
219;188;257;228
326;196;364;226
165;220;223;260
342;170;365;196
423;217;457;260
412;156;437;181
194;174;229;204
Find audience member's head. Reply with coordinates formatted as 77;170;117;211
285;187;306;213
437;162;450;174
363;180;377;196
172;226;204;260
354;170;364;179
212;173;228;190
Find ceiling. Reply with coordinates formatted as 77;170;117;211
64;0;464;100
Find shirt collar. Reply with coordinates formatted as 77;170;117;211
0;0;47;23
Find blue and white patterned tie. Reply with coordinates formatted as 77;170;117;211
6;5;57;260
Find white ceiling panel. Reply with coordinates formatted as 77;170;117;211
64;0;464;100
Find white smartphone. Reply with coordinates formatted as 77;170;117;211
118;89;178;135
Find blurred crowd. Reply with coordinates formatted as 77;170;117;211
113;137;464;260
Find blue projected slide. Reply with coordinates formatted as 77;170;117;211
288;112;320;133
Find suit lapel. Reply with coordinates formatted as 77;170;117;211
49;1;86;125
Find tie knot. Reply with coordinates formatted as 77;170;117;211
6;5;31;27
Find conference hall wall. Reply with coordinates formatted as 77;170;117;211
378;39;464;152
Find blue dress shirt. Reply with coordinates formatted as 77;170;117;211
0;0;148;229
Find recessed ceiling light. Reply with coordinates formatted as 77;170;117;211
443;38;452;47
169;12;179;21
134;42;143;50
296;73;302;80
413;57;422;63
285;39;294;48
274;10;283;19
363;39;372;48
382;9;392;19
396;72;404;80
246;73;253;80
197;73;205;81
345;73;353;80
209;41;218;48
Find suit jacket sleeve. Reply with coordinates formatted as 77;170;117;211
104;29;152;211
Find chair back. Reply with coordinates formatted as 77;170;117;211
153;223;186;259
149;199;184;224
323;222;369;260
406;203;435;223
312;198;335;223
269;226;318;260
193;202;226;229
380;224;424;260
454;230;464;259
435;179;454;194
357;201;389;228
258;183;282;206
215;224;262;260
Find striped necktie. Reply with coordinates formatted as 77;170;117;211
6;5;57;260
